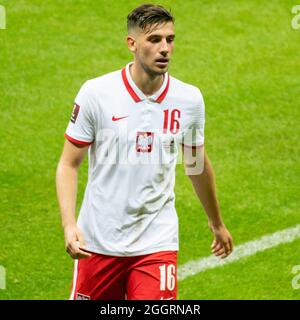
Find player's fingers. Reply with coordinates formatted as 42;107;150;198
224;238;233;255
211;239;217;249
75;249;92;260
67;244;91;259
77;231;86;249
220;250;231;259
66;245;77;259
221;241;234;258
73;243;91;258
67;241;83;258
213;247;225;257
224;242;232;254
213;249;224;256
211;242;222;253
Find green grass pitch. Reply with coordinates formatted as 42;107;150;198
0;0;299;299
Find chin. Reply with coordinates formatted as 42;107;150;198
152;66;168;75
142;62;167;77
155;69;167;75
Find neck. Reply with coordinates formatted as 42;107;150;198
130;62;164;96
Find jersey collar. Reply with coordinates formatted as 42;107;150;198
121;62;170;103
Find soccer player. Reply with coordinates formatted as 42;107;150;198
56;3;233;300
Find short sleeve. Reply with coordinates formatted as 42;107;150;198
65;81;95;145
181;88;205;147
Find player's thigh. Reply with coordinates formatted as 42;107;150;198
70;253;127;300
126;250;178;300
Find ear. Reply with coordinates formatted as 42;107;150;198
126;35;137;53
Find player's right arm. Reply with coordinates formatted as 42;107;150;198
56;139;92;259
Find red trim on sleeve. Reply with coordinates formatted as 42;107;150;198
121;68;141;103
64;133;93;146
156;74;170;103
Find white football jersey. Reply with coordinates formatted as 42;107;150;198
65;62;205;256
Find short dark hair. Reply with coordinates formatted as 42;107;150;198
127;4;174;33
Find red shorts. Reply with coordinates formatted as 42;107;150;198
70;250;177;300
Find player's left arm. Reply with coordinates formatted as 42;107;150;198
183;146;234;258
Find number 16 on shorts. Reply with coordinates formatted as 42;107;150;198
159;264;176;291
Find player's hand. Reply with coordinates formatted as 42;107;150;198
209;222;233;259
64;224;92;260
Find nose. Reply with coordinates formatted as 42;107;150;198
160;39;169;55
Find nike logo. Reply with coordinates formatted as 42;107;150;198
160;297;174;300
112;115;128;121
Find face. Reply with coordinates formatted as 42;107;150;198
127;21;175;76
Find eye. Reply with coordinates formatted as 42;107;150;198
167;37;175;43
149;37;160;43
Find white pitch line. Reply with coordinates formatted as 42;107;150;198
178;224;300;281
